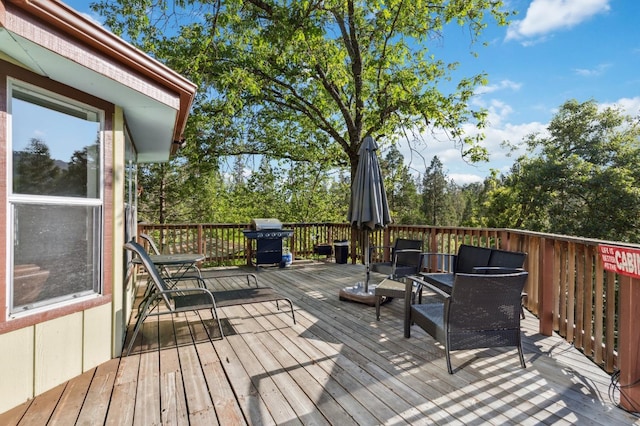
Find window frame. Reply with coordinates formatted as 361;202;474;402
6;78;105;318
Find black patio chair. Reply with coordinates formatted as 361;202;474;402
405;271;528;374
371;238;424;279
125;241;296;356
372;239;425;320
124;241;223;356
138;232;202;278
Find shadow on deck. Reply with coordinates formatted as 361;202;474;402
1;261;638;425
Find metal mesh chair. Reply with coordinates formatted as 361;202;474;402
138;233;202;278
124;241;223;356
125;241;296;356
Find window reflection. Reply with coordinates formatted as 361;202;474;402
11;96;100;198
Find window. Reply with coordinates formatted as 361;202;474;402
124;128;137;246
8;80;103;314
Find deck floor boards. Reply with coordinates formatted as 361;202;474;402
1;261;639;425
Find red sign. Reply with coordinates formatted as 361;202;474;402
598;244;640;279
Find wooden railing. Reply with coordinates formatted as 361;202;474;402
138;221;640;375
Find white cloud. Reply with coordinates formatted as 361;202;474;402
600;96;640;116
573;63;611;77
398;115;547;184
475;79;522;95
486;100;514;126
76;10;104;27
506;0;611;42
449;173;484;184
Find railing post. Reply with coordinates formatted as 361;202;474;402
618;275;640;411
429;229;438;253
539;237;554;336
197;224;204;255
350;227;358;264
383;228;391;261
245;237;252;267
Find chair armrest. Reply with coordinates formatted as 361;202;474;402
391;248;423;263
200;273;260;289
159;286;214;297
406;275;452;299
165;274;208;288
205;273;259;288
472;266;524;274
403;275;451;338
421;252;456;256
393;248;423;254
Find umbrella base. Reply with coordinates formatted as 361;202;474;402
339;284;379;306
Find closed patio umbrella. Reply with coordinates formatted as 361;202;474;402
341;135;391;302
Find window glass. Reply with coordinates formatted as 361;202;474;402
124;129;137;245
8;81;103;314
11;92;100;198
12;204;101;309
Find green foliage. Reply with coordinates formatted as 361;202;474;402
421;156;462;225
92;0;512;180
380;145;421;224
91;0;514;225
13;138;100;198
13;138;60;194
483;99;640;242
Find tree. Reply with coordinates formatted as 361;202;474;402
422;156;453;225
486;99;640;242
13;138;60;195
458;180;488;227
94;0;512;182
57;144;101;197
380;145;420;224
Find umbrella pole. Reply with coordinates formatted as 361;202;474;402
364;231;370;293
337;229;377;306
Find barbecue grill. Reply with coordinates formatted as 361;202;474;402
243;218;294;269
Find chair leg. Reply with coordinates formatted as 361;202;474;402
126;308;148;356
445;346;453;374
517;339;526;369
211;308;225;339
404;313;412;338
375;295;381;321
274;298;296;324
285;298;296;324
276;298;296;324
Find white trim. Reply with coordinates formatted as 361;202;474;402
6;78;106;317
8;293;102;320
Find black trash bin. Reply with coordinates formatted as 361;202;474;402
334;240;348;264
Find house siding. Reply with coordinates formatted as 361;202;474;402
0;59;117;413
0;327;34;412
111;106;130;357
0;0;195;414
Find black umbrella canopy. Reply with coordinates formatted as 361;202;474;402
347;135;392;230
345;135;391;294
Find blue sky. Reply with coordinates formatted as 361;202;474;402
67;0;640;184
419;0;640;183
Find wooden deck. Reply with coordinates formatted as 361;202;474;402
2;261;639;425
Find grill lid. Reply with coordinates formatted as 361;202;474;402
250;218;283;230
